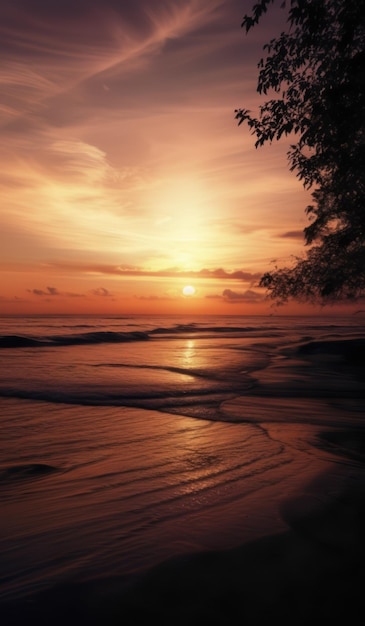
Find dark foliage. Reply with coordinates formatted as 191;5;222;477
236;0;365;303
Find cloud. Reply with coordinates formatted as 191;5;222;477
0;0;228;130
28;286;60;296
28;286;84;297
90;287;112;297
199;268;261;282
222;288;264;303
280;230;304;239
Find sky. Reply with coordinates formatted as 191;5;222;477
0;0;355;316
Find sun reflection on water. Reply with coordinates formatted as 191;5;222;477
183;339;196;367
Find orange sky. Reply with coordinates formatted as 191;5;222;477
0;0;357;316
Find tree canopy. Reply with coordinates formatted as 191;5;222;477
236;0;365;304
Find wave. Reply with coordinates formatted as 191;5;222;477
0;331;150;349
149;323;279;335
0;335;45;348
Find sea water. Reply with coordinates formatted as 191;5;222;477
1;314;364;601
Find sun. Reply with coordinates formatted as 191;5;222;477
182;285;196;296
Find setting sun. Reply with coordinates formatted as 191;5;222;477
182;285;196;296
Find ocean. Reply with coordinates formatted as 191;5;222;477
1;314;364;605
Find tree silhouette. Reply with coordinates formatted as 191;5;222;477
236;0;365;304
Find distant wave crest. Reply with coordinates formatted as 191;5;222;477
0;331;150;349
150;324;266;335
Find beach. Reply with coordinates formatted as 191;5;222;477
1;315;364;623
3;420;365;625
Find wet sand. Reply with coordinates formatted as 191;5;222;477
2;454;365;625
